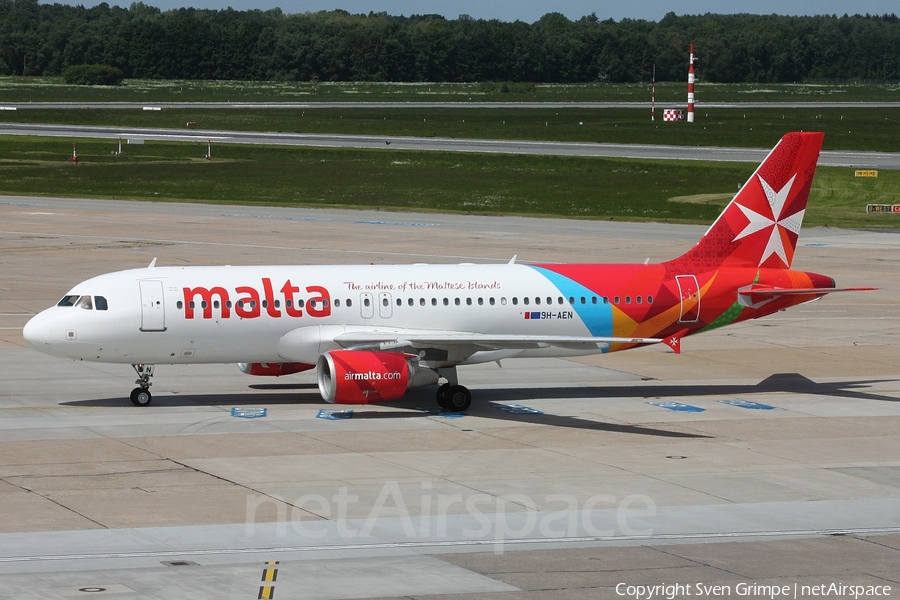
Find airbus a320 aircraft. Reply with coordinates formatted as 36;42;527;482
23;132;871;411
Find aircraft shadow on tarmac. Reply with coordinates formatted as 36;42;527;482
59;373;897;439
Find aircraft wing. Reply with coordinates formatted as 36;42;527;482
331;329;666;363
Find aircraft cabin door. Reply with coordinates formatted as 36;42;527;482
360;293;374;319
675;275;700;323
139;280;167;332
378;293;393;319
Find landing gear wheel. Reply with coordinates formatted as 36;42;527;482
443;385;471;412
130;387;152;407
436;383;451;410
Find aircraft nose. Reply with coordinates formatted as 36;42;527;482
23;312;52;351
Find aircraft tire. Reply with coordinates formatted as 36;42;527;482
130;387;152;407
444;385;471;412
436;383;451;410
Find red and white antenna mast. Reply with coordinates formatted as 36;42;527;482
687;43;696;123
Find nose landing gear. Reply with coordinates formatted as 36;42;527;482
130;363;155;406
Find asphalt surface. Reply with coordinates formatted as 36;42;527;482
2;101;900;109
2;122;899;168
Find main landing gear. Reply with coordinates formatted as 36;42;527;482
130;363;155;406
435;367;472;412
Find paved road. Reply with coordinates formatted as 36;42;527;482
2;122;899;168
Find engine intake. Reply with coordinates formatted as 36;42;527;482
317;350;439;404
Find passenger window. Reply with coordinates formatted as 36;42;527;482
226;300;232;308
478;298;484;306
647;295;653;304
592;296;597;304
274;300;281;308
580;297;586;304
443;298;449;306
408;298;413;306
512;297;518;305
625;296;631;304
501;297;507;305
568;296;575;304
201;301;208;309
190;301;197;309
455;298;461;306
534;297;540;305
335;299;341;307
364;298;371;307
261;300;267;308
57;295;79;307
298;299;305;308
396;298;401;306
213;300;220;309
523;297;530;305
346;299;352;307
547;297;553;305
557;297;563;305
94;296;108;311
177;300;183;309
432;298;437;306
382;298;389;307
636;296;642;304
420;298;426;306
614;296;620;304
489;298;495;305
603;297;609;304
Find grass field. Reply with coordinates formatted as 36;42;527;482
1;77;899;103
1;136;895;229
1;79;896;230
3;106;899;152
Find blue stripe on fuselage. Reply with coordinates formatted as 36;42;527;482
528;266;613;337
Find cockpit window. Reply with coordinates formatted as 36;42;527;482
57;295;79;307
76;295;93;310
95;296;108;311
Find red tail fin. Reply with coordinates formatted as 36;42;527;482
666;132;824;272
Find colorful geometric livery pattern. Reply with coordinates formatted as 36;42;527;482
531;132;833;353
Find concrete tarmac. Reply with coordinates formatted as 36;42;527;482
0;196;899;599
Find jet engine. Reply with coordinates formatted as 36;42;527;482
316;350;439;404
238;362;314;376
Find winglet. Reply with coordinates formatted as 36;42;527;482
148;257;157;268
663;329;690;354
508;255;517;265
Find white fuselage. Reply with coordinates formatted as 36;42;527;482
24;263;611;366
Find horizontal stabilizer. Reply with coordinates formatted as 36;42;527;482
740;286;877;297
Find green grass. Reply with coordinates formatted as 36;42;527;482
0;136;895;229
1;77;899;103
3;106;899;151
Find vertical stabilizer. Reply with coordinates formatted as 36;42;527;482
665;132;824;272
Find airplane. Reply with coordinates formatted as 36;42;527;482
22;131;873;410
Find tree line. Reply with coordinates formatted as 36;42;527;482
1;0;898;83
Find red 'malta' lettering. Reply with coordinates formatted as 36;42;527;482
182;279;332;320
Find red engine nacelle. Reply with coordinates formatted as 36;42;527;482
238;362;314;377
316;350;438;404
